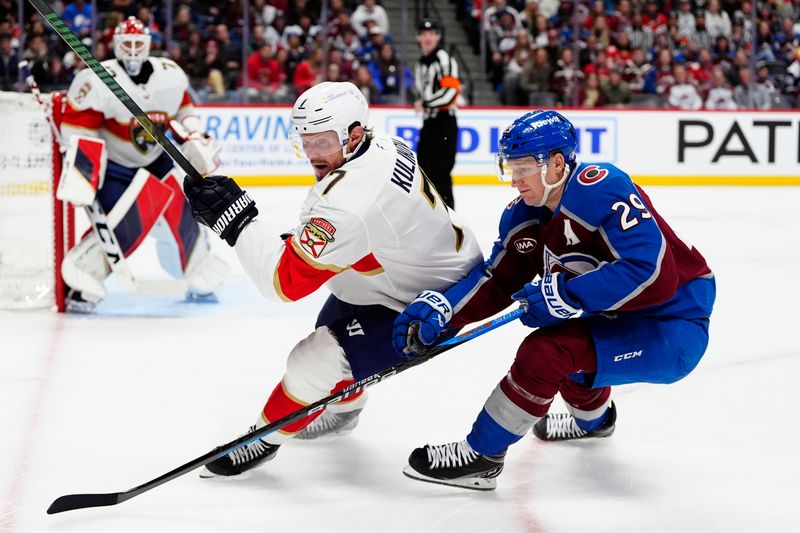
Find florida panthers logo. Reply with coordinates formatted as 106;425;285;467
130;111;168;154
299;217;337;258
577;165;608;186
543;245;603;276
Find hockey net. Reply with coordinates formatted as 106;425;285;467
0;91;74;311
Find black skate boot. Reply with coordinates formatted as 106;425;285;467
295;408;362;440
532;401;617;441
403;440;505;491
65;288;96;314
200;427;280;478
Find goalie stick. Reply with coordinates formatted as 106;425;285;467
46;307;525;514
18;60;192;297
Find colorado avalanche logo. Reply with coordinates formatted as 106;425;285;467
543;246;603;276
577;165;608;186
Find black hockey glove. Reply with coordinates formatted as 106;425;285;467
183;175;258;246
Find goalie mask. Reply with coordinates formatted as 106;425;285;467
113;17;151;77
288;81;369;161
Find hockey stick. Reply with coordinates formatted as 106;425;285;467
27;0;203;183
18;61;192;296
46;307;524;514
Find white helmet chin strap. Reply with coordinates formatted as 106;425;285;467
534;163;570;208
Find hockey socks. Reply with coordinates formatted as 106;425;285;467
466;409;525;457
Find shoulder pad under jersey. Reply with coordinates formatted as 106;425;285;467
560;162;638;230
498;195;547;241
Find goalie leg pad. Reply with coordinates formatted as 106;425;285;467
57;135;107;206
159;172;200;271
106;169;174;258
60;231;111;303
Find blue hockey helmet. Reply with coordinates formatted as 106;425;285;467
496;110;578;207
497;110;578;170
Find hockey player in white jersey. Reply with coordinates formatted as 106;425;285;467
58;17;227;311
183;81;483;477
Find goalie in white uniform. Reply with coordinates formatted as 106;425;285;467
183;81;483;477
58;17;227;311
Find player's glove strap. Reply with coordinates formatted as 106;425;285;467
184;175;258;247
541;272;580;319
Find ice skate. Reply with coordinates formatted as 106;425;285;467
295;408;362;440
403;440;505;491
533;401;617;442
200;427;280;478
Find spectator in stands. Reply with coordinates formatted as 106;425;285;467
755;20;777;63
214;24;242;89
623;47;652;93
578;71;605;107
734;66;772;109
666;63;703;110
627;10;655;51
284;27;306;80
484;0;522;33
784;48;800;104
502;30;534;105
601;66;632;106
645;47;675;95
688;47;715;95
353;62;381;103
244;43;282;94
725;49;750;86
488;8;520;87
755;63;778;98
351;0;389;39
293;46;322;96
704;67;738;109
774;17;800;63
0;32;18;91
676;0;696;38
519;47;554;103
265;12;288;46
368;42;411;103
530;14;550;48
643;0;667;34
704;0;732;41
551;47;584;106
63;0;93;38
686;10;713;51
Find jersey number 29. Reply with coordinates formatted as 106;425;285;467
611;193;651;231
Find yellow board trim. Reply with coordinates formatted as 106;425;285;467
232;175;800;187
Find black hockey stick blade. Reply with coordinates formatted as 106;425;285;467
47;492;122;514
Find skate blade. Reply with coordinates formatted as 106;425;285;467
402;465;497;491
198;466;254;480
294;418;359;440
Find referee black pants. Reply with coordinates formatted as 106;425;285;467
417;111;457;209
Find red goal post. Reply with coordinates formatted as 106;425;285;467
0;90;74;311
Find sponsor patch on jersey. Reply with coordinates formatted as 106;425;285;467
513;237;537;253
299;217;336;258
577;165;608;186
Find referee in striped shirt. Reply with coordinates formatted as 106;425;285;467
414;18;460;209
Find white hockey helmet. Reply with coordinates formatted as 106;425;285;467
289;81;369;159
113;17;151;77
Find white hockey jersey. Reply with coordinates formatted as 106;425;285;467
60;57;194;168
236;133;483;311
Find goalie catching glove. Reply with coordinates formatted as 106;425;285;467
184;175;258;246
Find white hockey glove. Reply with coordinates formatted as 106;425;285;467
171;119;221;176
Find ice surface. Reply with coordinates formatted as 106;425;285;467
1;185;798;533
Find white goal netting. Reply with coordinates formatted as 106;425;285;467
0;91;67;310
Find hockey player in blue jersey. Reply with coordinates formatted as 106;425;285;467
392;110;716;490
